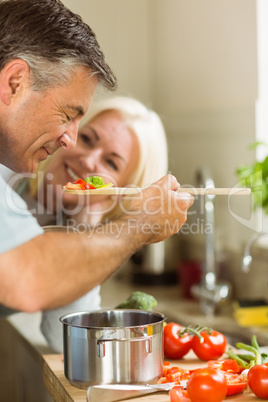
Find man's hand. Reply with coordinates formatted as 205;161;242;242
119;174;194;244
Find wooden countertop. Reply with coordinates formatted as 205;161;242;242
43;353;260;402
43;354;86;402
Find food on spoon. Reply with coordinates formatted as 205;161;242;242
65;178;95;190
115;291;157;311
84;175;105;187
64;175;114;191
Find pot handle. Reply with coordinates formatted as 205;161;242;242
97;332;153;358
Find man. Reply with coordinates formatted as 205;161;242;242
0;0;193;313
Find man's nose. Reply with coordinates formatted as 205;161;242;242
59;125;78;150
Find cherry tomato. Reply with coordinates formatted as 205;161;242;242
164;323;192;359
207;359;241;373
248;363;268;399
191;330;227;361
169;386;191;402
187;367;227;402
224;373;247;396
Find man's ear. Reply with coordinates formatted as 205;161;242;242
0;59;30;106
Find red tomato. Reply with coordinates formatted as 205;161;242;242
248;363;268;399
165;366;191;383
224;373;247;396
162;361;171;377
191;330;227;361
207;359;241;373
164;323;192;359
187;367;227;402
74;179;87;185
169;386;191;402
73;179;95;189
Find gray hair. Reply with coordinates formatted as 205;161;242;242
0;0;117;91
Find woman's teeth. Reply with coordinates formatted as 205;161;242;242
66;167;80;181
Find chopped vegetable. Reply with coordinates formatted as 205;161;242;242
224;373;247;396
169;386;191;402
85;175;105;188
75;179;94;188
95;182;114;189
65;179;95;190
65;182;85;190
65;176;114;191
227;334;268;369
165;366;191;383
160;364;191;384
115;291;157;311
207;359;241;373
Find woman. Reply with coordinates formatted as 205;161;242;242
19;96;168;352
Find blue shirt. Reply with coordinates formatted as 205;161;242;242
0;166;43;254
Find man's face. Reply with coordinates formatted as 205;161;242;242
0;66;97;173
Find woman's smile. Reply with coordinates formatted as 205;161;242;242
66;166;80;181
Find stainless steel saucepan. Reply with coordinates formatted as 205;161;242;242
60;309;166;389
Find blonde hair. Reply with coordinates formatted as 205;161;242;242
80;96;168;187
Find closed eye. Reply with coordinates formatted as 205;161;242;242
106;159;118;171
64;113;71;123
80;133;93;147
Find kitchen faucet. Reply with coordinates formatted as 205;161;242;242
191;166;232;316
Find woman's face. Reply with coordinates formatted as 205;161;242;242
43;110;139;207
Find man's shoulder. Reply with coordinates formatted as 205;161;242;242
0;164;15;182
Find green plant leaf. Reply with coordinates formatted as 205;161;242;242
236;144;268;213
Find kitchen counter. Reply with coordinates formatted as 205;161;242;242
2;272;268;401
43;352;260;402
